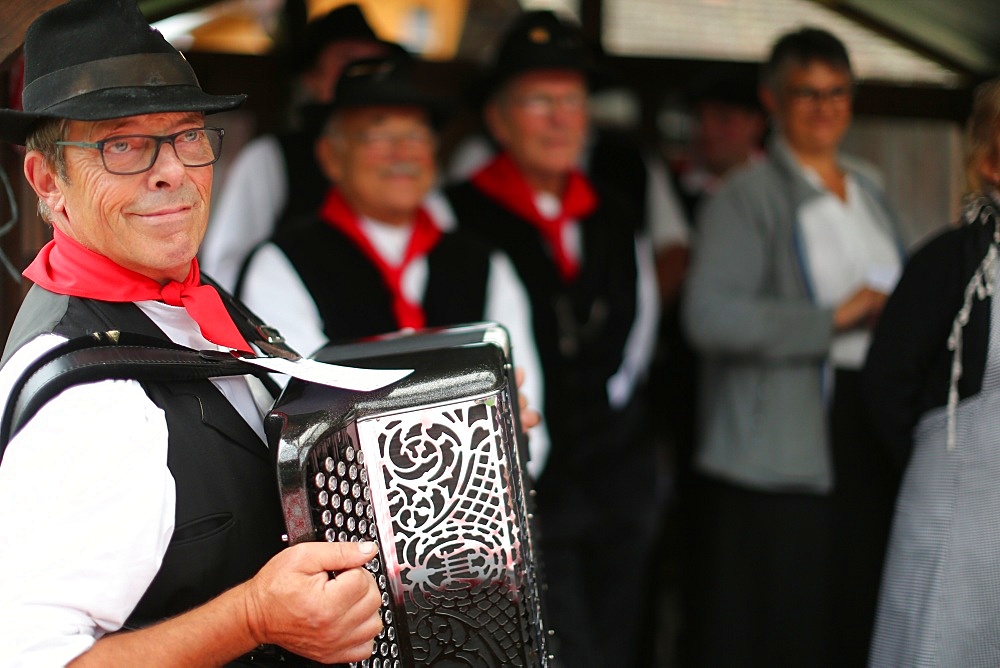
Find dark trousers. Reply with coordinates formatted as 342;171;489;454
682;370;898;668
536;439;661;668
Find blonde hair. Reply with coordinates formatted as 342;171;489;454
964;79;1000;195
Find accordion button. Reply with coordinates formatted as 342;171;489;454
337;461;347;476
317;490;329;507
321;510;332;525
331;493;341;509
352;483;362;499
357;450;365;465
344;498;353;514
324;528;335;541
359;519;368;535
349;464;358;481
335;512;345;527
324;457;335;472
347;517;356;532
313;472;325;488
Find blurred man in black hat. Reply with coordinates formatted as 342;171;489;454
236;54;551;478
445;10;660;667
0;0;384;663
672;71;768;222
201;3;398;291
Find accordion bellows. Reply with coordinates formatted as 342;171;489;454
266;324;551;667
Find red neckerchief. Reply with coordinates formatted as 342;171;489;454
471;152;597;282
22;226;253;352
319;188;442;329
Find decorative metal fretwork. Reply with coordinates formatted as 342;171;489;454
277;325;551;667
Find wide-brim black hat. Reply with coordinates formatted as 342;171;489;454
0;0;246;145
285;3;399;74
474;10;613;104
321;54;450;129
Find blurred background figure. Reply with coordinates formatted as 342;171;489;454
682;27;905;666
648;65;767;666
446;11;660;667
671;70;768;221
236;53;549;477
201;3;398;290
865;77;1000;667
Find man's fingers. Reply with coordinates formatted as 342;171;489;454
291;540;378;574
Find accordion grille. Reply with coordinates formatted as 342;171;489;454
303;388;547;666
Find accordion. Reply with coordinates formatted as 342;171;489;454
265;323;552;667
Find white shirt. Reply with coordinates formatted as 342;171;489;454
239;203;553;478
201;135;287;292
797;166;901;369
0;302;271;666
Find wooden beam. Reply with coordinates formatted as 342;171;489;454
0;0;63;68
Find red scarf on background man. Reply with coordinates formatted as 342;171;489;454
319;188;442;330
471;152;597;283
22;226;253;353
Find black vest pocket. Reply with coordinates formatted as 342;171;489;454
128;512;238;625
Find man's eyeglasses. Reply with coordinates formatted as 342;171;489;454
56;127;225;175
510;92;588;117
785;85;854;106
344;128;436;154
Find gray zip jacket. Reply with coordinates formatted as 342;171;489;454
682;138;903;492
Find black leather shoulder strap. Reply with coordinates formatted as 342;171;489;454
0;331;271;461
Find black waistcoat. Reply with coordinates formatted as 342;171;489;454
270;216;491;343
445;178;642;469
2;286;287;628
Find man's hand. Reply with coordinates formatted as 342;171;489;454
515;366;542;430
243;541;383;664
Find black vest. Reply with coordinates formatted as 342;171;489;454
445;178;643;471
2;287;287;629
268;216;492;343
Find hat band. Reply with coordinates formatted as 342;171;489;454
22;53;201;112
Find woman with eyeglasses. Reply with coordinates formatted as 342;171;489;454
680;27;906;666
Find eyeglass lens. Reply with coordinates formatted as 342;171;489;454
102;128;223;175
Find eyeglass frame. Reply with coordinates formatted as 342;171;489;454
55;126;225;175
783;84;855;106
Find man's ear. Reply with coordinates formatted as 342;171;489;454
23;150;66;218
315;135;343;183
483;101;508;148
759;86;778;117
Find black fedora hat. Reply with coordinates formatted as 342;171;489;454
322;53;450;128
477;10;610;102
0;0;246;145
286;3;395;74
